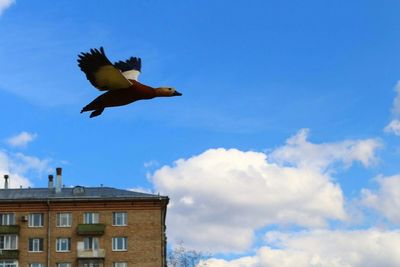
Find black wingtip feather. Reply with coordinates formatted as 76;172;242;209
114;56;141;72
77;47;113;88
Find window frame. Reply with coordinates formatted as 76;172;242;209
112;237;127;251
0;235;18;250
56;213;72;228
113;263;127;267
28;238;44;252
56;237;71;252
112;212;127;226
83;237;99;250
28;213;44;228
56;263;71;267
83;212;99;224
0;213;15;226
0;260;18;267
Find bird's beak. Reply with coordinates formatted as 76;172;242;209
173;91;182;96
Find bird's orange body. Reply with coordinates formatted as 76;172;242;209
87;81;155;107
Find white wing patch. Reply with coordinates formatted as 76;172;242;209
122;70;140;81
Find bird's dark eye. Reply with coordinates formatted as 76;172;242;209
168;88;172;90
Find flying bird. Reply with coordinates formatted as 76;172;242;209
77;47;182;118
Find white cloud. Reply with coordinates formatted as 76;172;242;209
361;174;400;223
9;152;51;175
150;130;381;253
153;148;344;253
0;150;51;188
6;131;37;148
202;229;400;267
384;119;400;136
270;128;381;171
0;0;14;15
391;81;400;116
384;81;400;135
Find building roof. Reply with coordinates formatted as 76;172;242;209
0;186;168;202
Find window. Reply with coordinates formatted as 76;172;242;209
113;263;127;267
112;237;127;251
112;212;127;226
56;263;71;267
28;264;44;267
83;237;99;250
0;260;18;267
57;213;72;227
29;238;44;252
28;213;44;227
82;262;100;267
0;213;15;225
0;235;18;249
56;238;71;252
83;213;99;224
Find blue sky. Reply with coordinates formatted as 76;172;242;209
1;1;400;266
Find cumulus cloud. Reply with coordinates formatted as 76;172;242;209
361;174;400;223
202;229;400;267
0;150;51;188
384;119;400;135
0;0;14;15
6;131;37;148
270;128;381;171
150;129;381;253
384;81;400;135
391;81;400;116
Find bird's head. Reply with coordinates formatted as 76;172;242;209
155;87;182;97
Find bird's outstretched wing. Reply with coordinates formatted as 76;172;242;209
77;47;132;91
114;57;141;81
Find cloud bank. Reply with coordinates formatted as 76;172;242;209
151;129;381;253
202;229;400;267
361;174;400;224
270;128;381;171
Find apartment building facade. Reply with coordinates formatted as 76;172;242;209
0;168;169;267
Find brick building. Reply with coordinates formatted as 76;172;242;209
0;168;169;267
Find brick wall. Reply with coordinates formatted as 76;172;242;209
0;200;167;267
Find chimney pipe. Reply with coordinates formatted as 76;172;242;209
56;167;62;193
48;175;54;190
4;175;9;189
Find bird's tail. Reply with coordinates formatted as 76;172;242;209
81;103;95;113
81;104;105;118
89;108;105;118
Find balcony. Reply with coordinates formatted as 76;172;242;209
77;224;105;235
77;249;105;258
0;225;19;234
0;250;19;259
